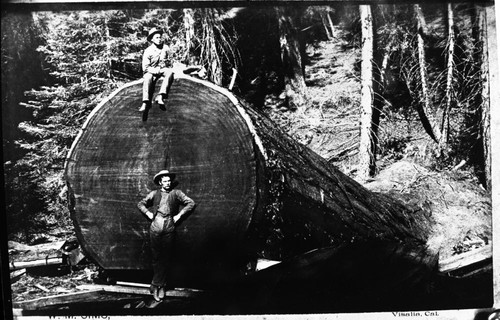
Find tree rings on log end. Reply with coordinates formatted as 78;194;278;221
65;76;258;281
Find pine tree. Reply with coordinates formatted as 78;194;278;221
1;11;45;162
10;11;133;239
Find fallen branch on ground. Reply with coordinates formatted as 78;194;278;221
439;244;492;274
77;284;203;298
9;257;63;271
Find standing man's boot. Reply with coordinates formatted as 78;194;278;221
152;286;161;302
158;286;166;300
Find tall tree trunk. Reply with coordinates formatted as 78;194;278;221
104;13;112;79
276;6;307;110
379;39;394;88
197;8;239;87
358;5;377;180
478;5;493;191
414;4;441;143
371;24;395;175
200;9;223;85
183;8;196;65
440;3;455;148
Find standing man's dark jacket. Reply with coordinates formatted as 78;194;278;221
138;188;195;221
137;187;195;291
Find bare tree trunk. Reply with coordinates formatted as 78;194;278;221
321;13;332;40
479;5;493;191
183;8;196;64
440;3;455;148
276;6;308;110
358;5;376;180
379;40;393;87
327;11;336;38
414;4;441;143
371;28;396;174
104;14;112;79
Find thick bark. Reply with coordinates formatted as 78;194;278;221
200;9;223;85
276;6;307;109
414;4;441;143
358;5;377;179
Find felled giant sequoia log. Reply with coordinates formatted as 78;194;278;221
65;73;433;286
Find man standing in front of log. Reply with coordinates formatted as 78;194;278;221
137;170;195;301
139;27;174;113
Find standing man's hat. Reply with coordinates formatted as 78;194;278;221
154;170;176;185
147;27;163;42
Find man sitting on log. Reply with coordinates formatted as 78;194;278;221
139;27;174;113
137;170;196;302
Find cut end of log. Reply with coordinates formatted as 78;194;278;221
65;75;259;280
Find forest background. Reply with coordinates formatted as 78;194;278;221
1;3;494;256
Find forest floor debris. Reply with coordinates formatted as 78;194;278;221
363;160;491;261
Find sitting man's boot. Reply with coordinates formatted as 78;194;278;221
139;101;149;112
156;95;167;111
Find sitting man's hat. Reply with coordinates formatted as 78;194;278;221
154;170;176;185
147;27;163;42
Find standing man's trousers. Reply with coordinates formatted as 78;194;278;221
149;214;175;287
